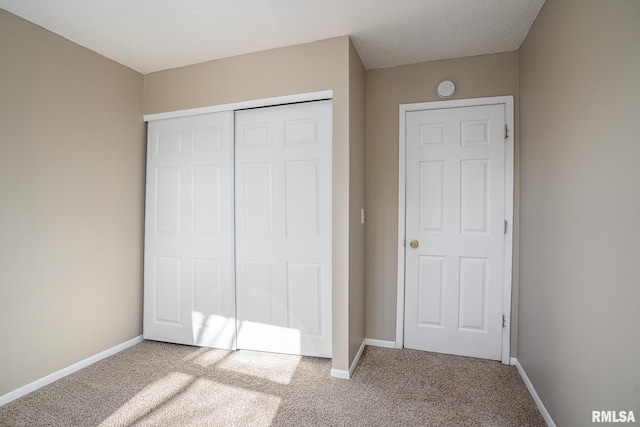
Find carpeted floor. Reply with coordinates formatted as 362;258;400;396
0;341;546;426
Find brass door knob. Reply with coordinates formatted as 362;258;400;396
410;240;419;249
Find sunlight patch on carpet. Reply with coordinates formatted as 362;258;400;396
98;373;282;426
218;351;302;385
98;372;194;426
190;348;232;368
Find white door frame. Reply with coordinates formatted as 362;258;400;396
396;96;514;364
143;90;333;122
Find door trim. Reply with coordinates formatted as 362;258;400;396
143;90;333;122
396;96;514;364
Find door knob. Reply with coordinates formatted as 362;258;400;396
410;240;419;249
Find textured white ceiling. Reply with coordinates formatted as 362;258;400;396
0;0;545;74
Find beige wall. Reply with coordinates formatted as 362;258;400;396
144;37;348;114
364;53;520;353
518;1;640;425
144;36;359;371
0;10;145;395
348;40;366;363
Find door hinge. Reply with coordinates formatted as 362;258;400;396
504;220;507;235
504;124;508;139
502;315;506;328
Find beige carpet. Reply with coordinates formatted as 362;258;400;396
0;341;546;426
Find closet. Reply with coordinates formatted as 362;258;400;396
143;100;332;358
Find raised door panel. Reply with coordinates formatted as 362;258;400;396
155;167;182;234
193;259;222;316
417;256;445;327
154;256;182;325
238;260;274;325
419;161;445;232
192;165;221;235
285;160;321;238
157;130;182;155
460;160;489;234
287;262;323;335
238;163;273;236
458;257;488;331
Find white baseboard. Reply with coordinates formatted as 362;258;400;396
364;338;396;348
0;335;144;407
510;357;517;366
513;358;556;427
329;368;350;379
331;339;366;380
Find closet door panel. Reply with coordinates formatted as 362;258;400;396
144;112;235;349
235;101;332;357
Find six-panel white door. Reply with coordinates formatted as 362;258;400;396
404;104;506;360
235;101;332;357
143;112;236;349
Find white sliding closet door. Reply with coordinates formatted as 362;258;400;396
235;101;332;357
143;112;236;349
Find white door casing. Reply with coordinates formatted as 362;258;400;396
234;101;333;357
397;97;514;364
143;111;236;349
